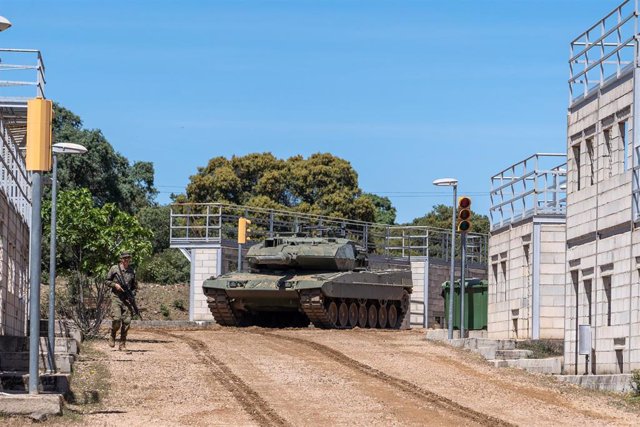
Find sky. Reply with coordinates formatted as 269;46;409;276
0;0;625;223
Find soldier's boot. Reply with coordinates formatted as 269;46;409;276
109;321;120;348
119;323;130;351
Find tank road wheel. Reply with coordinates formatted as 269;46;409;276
348;302;359;328
378;305;388;329
338;302;350;328
388;304;399;329
367;304;378;328
358;305;368;328
328;301;339;327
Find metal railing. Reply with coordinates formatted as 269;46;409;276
0;48;46;102
0;49;45;224
490;153;567;231
569;0;637;104
170;203;488;264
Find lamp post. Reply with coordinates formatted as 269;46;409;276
0;16;12;32
47;142;87;372
433;177;458;340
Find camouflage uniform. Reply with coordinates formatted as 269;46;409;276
105;261;138;350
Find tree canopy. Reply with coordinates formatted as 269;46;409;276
183;152;380;222
409;204;490;234
50;103;157;214
43;188;153;276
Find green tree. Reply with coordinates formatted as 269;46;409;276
409;204;490;234
48;103;157;214
136;205;171;253
43;188;153;276
361;193;396;224
185;152;382;222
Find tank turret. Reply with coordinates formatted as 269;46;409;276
246;236;366;271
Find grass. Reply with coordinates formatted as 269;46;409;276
62;341;111;418
516;339;563;359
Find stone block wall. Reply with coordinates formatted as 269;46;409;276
410;258;487;329
564;69;640;374
0;191;30;336
190;247;221;322
488;219;565;340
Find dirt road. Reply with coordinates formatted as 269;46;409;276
26;327;640;426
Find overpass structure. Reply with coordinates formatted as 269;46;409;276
0;49;46;336
169;203;488;328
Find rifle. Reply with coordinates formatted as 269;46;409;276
115;264;143;320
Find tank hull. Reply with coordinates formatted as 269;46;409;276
203;269;412;329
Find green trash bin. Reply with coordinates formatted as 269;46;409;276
442;278;488;330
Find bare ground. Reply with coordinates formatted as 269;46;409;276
5;326;640;426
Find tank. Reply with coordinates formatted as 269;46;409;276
202;235;413;329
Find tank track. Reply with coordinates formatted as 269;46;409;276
299;289;334;328
299;289;411;330
206;290;239;326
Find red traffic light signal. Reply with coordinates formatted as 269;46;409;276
457;197;472;232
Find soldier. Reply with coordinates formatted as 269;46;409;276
105;252;138;350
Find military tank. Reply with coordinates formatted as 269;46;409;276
202;235;412;329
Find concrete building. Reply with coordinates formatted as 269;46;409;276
488;154;566;340
169;204;488;326
564;0;640;374
0;49;45;336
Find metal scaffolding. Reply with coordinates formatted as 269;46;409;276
489;153;567;231
0;48;45;224
169;203;488;265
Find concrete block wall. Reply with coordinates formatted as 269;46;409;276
538;224;566;339
488;219;565;340
0;191;29;336
410;258;487;329
564;69;640;374
190;247;221;321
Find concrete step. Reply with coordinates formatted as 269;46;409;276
477;339;516;351
477;346;496;360
494;349;533;360
488;357;562;374
40;337;80;355
0;352;74;373
0;393;63;417
0;372;70;394
40;319;83;342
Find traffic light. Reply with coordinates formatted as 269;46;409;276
457;196;472;233
238;217;252;244
26;97;53;171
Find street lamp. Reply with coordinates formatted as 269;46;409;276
0;16;12;32
47;142;87;372
433;177;458;340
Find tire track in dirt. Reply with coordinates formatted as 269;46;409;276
252;330;514;427
156;330;291;427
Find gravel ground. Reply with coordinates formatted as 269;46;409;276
5;326;639;426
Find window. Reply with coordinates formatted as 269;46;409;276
573;143;582;191
619;121;628;171
584;279;593;325
603;128;613;178
586;138;595;186
603;275;612;326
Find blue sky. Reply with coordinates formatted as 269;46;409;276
0;0;623;223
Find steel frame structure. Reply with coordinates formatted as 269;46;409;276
489;153;567;231
169;202;488;265
0;48;45;224
568;0;636;104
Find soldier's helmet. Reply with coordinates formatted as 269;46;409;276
120;252;132;259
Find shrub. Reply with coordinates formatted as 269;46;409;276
137;249;189;284
160;303;170;319
631;369;640;395
172;299;186;311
